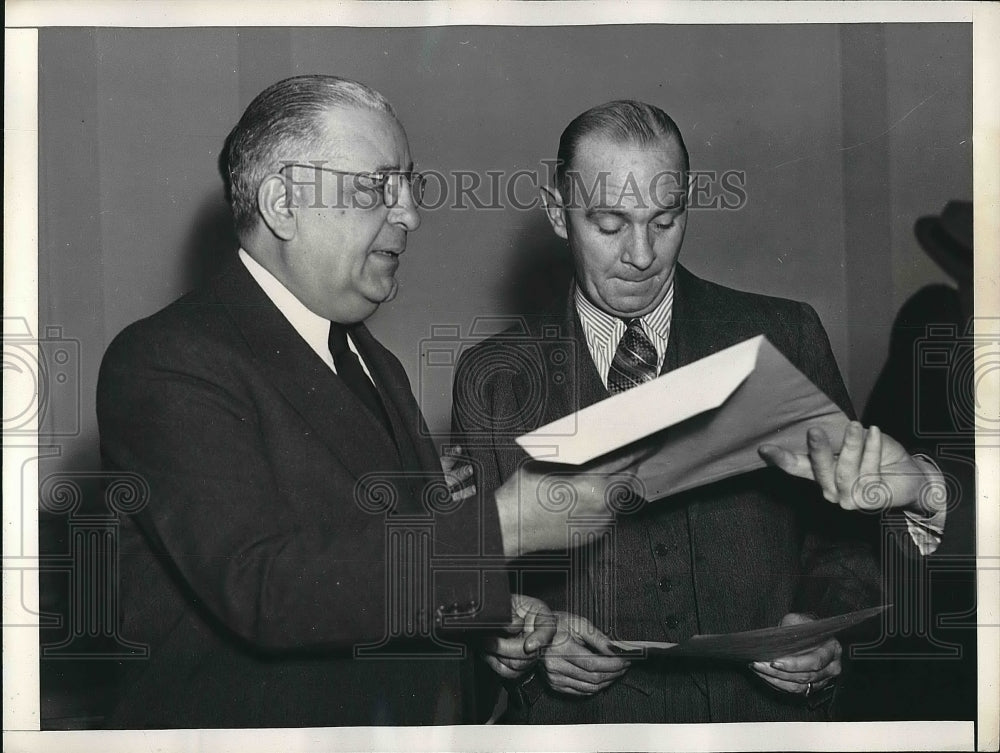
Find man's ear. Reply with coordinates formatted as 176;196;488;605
540;185;569;240
257;174;297;241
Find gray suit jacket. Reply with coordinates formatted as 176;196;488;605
452;264;882;723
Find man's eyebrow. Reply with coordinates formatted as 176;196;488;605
653;205;685;218
584;208;629;219
371;162;412;173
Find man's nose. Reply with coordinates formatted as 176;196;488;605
388;181;421;232
622;226;655;270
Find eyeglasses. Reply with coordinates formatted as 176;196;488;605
278;162;426;208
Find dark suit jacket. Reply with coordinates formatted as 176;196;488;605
452;265;882;723
97;260;509;728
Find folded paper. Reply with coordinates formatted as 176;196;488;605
515;335;851;501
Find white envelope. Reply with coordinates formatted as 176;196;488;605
516;335;762;465
516;335;851;501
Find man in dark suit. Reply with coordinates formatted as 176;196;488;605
97;75;633;728
451;100;949;723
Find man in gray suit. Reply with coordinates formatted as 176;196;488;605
451;100;948;722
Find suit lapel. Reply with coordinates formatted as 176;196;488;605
566;298;615;412
351;323;440;476
216;262;403;482
662;265;715;375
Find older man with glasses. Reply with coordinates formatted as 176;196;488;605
97;75;635;728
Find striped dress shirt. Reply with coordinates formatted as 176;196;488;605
574;278;674;388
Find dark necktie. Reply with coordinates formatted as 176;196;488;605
328;323;392;431
607;318;659;395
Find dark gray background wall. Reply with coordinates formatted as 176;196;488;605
38;24;972;472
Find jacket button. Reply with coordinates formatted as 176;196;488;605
665;615;680;629
657;577;672;593
654;543;669;556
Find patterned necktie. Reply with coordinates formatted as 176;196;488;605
607;318;659;395
328;323;392;431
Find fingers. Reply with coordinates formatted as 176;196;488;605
752;639;842;677
822;422;886;511
552;645;632;673
501;606;526;635
762;422;916;513
441;445;473;483
440;445;465;475
546;615;631;673
748;613;842;695
444;461;474;484
807;427;840;504
757;444;813;479
450;484;476;503
543;650;629;696
442;461;473;487
544;674;609;696
533;611;632;697
484;652;531;680
565;614;629;662
856;425;883;510
749;658;842;694
441;446;476;502
859;425;882;477
483;631;537;679
544;657;628;695
440;452;458;474
521;598;557;655
750;671;824;695
749;639;843;694
834;422;873;509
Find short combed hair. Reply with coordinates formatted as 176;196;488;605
555;99;689;199
220;75;396;237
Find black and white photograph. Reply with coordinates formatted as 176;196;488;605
4;2;998;751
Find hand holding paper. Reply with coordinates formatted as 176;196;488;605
494;441;653;559
748;613;843;697
542;612;631;697
483;593;557;680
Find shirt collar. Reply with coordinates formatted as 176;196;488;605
239;248;334;369
573;275;675;343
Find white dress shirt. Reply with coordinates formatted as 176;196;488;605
239;248;374;380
